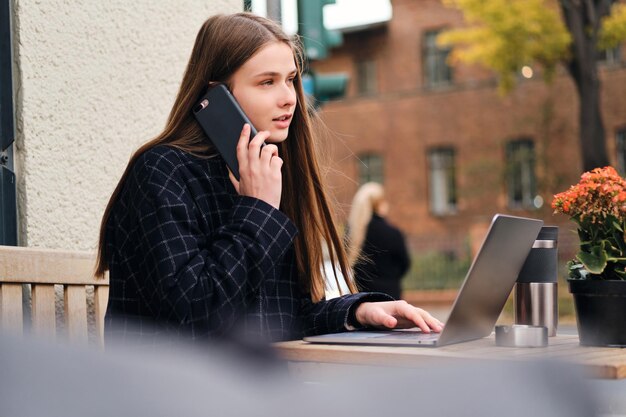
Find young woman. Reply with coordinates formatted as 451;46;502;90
95;13;442;344
347;183;411;300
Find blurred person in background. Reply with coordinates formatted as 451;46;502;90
347;183;411;300
95;13;442;347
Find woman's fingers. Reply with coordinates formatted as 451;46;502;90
356;302;396;329
269;155;283;174
236;124;252;174
355;301;443;332
247;130;271;167
260;144;283;180
237;126;271;170
233;127;282;209
371;306;397;328
406;309;442;333
260;144;279;165
407;309;431;333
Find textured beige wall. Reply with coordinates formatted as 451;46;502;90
13;0;240;250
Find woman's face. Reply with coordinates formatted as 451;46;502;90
230;41;298;144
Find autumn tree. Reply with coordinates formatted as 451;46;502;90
439;0;626;172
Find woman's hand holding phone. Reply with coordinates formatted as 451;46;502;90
228;124;283;209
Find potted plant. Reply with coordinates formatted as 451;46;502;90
552;166;626;346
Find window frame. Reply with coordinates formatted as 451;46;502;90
427;147;457;216
423;29;453;88
597;45;622;65
505;139;537;210
355;58;378;95
357;152;384;185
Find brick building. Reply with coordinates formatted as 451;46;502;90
311;0;626;259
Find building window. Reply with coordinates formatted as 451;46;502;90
598;45;621;65
357;153;384;185
356;59;378;95
428;148;457;215
506;139;537;209
616;128;626;176
423;30;452;87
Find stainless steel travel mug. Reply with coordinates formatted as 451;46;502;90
515;226;559;337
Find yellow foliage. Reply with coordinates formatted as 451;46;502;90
599;3;626;50
439;0;571;94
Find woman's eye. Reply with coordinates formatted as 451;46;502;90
260;79;273;86
287;77;295;84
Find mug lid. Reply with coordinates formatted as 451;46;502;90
537;226;558;241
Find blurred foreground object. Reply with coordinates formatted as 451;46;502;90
0;330;602;417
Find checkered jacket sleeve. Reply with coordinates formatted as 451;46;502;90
299;292;395;336
126;151;298;336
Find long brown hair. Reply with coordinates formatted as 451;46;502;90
95;13;356;301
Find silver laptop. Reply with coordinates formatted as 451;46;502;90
304;214;543;347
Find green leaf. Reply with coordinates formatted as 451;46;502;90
616;229;626;254
612;220;623;232
610;229;626;254
439;0;571;94
567;259;589;279
577;245;608;274
598;3;626;50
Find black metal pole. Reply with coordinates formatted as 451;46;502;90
0;0;17;246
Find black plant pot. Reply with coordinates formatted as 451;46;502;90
568;279;626;347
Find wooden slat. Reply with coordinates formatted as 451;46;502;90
64;285;88;345
31;284;57;340
0;284;23;335
0;245;108;285
94;285;109;347
0;246;110;347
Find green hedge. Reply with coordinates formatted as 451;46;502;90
403;250;472;290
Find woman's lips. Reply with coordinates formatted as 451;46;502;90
272;114;292;129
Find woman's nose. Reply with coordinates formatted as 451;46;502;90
279;84;296;107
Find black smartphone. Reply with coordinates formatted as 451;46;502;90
193;83;259;181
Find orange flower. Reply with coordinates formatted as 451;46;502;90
552;166;626;222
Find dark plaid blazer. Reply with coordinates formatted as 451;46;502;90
104;146;391;344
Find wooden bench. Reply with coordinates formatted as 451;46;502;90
0;245;109;347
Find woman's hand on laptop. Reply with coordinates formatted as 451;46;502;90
355;301;444;333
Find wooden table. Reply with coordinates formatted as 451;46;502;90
274;334;626;379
